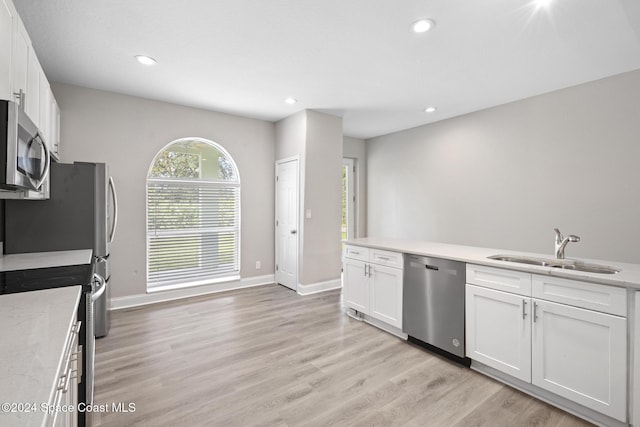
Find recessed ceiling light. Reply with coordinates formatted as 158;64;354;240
135;55;157;66
424;106;437;113
536;0;552;8
284;97;297;105
411;19;435;34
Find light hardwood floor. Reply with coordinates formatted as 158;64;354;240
93;284;592;426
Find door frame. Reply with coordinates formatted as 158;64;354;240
342;158;356;240
275;156;300;290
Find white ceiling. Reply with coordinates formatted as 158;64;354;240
13;0;640;139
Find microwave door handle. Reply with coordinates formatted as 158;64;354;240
108;176;118;243
25;134;50;190
37;135;50;189
23;136;33;175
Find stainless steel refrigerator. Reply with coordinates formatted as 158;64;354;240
4;161;118;337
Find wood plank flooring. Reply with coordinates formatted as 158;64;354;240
93;284;592;426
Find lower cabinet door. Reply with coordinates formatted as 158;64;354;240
369;264;403;328
532;299;627;421
465;284;531;382
343;258;369;314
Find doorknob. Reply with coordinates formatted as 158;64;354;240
291;230;297;234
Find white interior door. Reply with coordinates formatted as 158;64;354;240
275;158;299;290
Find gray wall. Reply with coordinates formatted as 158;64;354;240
343;136;366;237
275;110;343;286
275;111;306;161
302;110;343;285
52;83;276;298
367;70;640;264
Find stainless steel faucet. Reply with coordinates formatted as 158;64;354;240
554;228;580;259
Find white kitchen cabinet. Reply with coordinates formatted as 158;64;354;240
49;95;61;160
369;263;403;328
466;265;628;422
3;0;60;149
466;284;531;382
531;298;627;421
49;318;81;427
25;47;40;126
344;245;368;262
11;13;29;106
38;72;61;160
466;264;531;296
0;0;14;100
39;69;50;143
531;274;626;316
343;257;369;314
343;245;403;329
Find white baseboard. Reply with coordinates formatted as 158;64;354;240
296;278;342;296
111;274;275;310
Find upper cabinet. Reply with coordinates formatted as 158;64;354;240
49;95;60;160
11;7;29;106
25;47;40;126
39;65;60;160
2;0;60;160
0;0;14;100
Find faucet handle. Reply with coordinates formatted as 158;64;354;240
554;228;563;243
568;234;580;243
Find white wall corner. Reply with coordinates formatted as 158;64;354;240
110;274;275;310
296;278;342;296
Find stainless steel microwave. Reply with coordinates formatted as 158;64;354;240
0;100;50;193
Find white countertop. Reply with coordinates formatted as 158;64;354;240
0;286;82;427
0;249;93;272
345;237;640;289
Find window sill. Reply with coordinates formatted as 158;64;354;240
147;274;241;294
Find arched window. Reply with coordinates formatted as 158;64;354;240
146;138;240;291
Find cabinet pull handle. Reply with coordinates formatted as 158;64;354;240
376;256;390;260
522;300;527;319
363;264;367;277
533;302;538;323
351;251;360;255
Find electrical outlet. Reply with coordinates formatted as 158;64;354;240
255;261;261;269
305;209;312;219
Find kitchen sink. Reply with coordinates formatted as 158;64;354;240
487;254;620;274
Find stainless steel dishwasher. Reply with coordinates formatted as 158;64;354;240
403;254;467;360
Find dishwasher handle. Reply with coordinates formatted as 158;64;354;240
408;260;459;276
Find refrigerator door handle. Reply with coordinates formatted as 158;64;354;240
92;273;106;302
108;176;118;244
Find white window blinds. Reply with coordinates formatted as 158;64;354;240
146;139;240;291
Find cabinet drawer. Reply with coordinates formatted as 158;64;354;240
344;245;369;262
467;264;531;296
532;275;627;316
370;248;403;268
